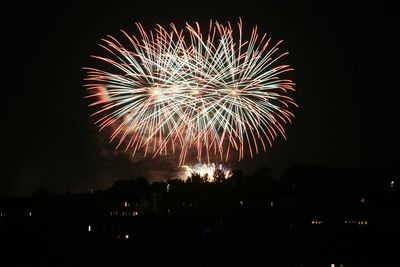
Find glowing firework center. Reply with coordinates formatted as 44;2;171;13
180;163;233;182
85;19;296;165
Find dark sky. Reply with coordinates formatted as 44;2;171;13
2;1;398;196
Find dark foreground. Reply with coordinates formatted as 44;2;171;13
1;165;399;266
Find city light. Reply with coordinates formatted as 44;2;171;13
311;220;323;225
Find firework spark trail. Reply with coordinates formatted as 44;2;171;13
84;19;297;165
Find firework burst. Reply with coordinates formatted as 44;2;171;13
84;19;297;165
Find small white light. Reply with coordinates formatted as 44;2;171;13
239;200;244;206
391;180;394;188
88;225;91;232
29;211;32;216
125;234;129;239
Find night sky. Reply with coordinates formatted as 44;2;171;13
2;1;398;196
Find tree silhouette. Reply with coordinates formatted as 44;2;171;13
189;172;203;184
213;169;226;183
